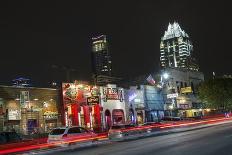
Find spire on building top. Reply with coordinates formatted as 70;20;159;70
163;22;189;40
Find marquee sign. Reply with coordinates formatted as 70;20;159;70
103;87;123;102
87;96;99;106
181;87;192;94
167;93;178;99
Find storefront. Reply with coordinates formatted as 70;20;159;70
141;85;164;122
0;85;61;135
62;82;102;131
100;84;127;130
125;87;145;125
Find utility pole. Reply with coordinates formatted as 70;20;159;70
51;65;78;82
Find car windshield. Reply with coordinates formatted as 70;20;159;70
50;129;65;135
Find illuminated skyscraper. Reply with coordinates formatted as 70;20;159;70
91;35;112;76
160;22;199;71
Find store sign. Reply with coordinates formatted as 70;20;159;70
43;114;58;120
43;111;58;120
8;109;21;120
167;93;178;99
103;87;123;102
129;93;137;102
20;91;29;107
181;87;192;94
87;96;99;106
179;104;189;109
62;82;92;104
62;83;78;102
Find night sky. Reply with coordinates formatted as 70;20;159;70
0;1;231;86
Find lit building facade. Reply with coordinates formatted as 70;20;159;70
91;35;112;77
62;81;102;132
100;84;127;130
161;67;204;118
125;86;145;125
0;85;62;135
160;22;199;71
141;85;165;122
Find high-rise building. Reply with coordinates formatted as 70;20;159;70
91;35;112;77
160;22;199;71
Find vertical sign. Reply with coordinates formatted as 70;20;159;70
20;91;29;107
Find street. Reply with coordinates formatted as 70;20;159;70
43;122;232;155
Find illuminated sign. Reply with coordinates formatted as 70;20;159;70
87;96;99;106
129;93;137;102
8;109;21;120
62;82;91;104
167;93;178;99
43;111;58;120
181;87;192;94
103;87;123;102
62;83;78;102
179;104;189;109
20;91;29;107
65;111;68;126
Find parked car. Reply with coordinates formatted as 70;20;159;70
47;126;98;147
0;131;22;144
108;124;144;141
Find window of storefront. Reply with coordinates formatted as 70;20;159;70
112;109;124;125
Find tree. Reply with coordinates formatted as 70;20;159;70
198;78;232;111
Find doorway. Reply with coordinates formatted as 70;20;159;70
105;110;111;130
27;119;37;134
112;109;124;125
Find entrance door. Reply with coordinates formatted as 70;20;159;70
136;111;143;124
112;109;124;125
105;110;111;131
27;119;37;134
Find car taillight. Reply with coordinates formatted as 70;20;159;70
62;134;67;138
117;130;123;134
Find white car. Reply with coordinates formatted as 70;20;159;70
47;126;98;147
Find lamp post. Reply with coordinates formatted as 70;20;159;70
169;104;174;120
162;72;177;120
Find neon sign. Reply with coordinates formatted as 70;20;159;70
103;87;123;102
129;93;137;102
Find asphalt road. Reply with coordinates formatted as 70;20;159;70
38;122;232;155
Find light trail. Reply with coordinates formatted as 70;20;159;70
0;116;231;154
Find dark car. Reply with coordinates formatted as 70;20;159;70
108;124;144;141
0;132;22;144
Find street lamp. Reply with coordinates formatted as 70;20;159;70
163;73;169;79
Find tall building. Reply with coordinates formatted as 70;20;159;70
91;35;112;77
160;22;199;71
